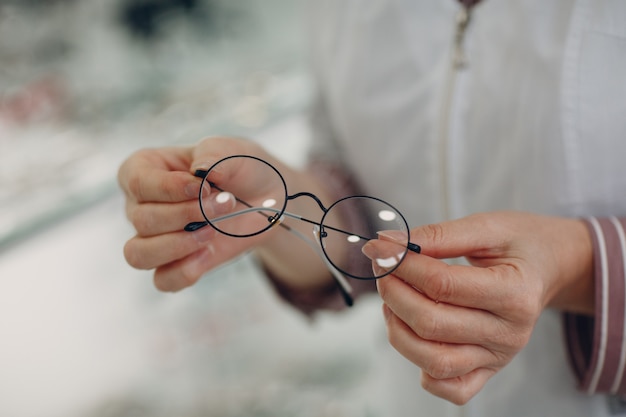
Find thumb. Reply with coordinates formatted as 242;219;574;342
190;136;260;173
386;213;502;260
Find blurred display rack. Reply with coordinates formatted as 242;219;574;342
0;70;312;252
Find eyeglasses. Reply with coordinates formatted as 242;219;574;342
184;155;420;306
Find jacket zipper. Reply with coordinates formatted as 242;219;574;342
438;3;475;221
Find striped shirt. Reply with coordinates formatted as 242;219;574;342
270;162;626;397
566;217;626;396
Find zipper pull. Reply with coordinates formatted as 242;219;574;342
453;4;472;69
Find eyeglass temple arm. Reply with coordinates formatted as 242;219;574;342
187;170;354;305
188;206;420;255
286;191;421;254
286;225;354;307
186;170;421;254
188;207;355;304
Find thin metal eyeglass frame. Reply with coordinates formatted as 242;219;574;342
184;155;421;306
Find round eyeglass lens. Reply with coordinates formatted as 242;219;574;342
199;155;288;238
319;196;410;280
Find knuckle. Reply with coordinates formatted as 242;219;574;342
376;278;390;300
511;295;540;322
126;172;144;201
425;355;455;380
124;200;134;222
524;284;544;317
123;239;148;269
421;377;473;406
491;316;533;353
503;322;533;352
503;285;542;322
121;151;149;196
118;154;139;191
422;223;446;246
427;269;455;303
160;174;179;202
386;322;402;349
179;267;201;289
492;264;543;326
412;310;442;341
128;205;151;234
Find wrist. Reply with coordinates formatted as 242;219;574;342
547;218;595;315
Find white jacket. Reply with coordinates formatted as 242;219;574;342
306;0;626;415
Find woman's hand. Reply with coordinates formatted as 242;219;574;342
118;137;282;292
362;211;594;404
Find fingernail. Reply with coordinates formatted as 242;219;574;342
377;230;409;244
204;191;236;216
377;256;402;268
361;241;404;270
361;241;378;260
185;182;200;199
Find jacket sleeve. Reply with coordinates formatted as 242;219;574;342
263;156;377;317
564;217;626;396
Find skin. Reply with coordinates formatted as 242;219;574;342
363;212;594;405
119;137;595;406
118;136;337;293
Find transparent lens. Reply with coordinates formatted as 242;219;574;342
320;196;410;280
199;155;288;237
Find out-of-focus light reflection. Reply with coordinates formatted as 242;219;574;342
378;209;397;222
262;198;277;208
216;191;233;204
347;235;361;243
375;254;403;268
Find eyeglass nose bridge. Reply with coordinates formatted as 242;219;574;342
287;191;329;211
287;191;331;239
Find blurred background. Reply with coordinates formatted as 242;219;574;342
0;1;385;416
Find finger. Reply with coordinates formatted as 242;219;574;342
118;147;200;203
125;169;200;204
123;227;217;270
408;213;510;260
126;200;202;237
366;239;517;312
190;137;290;201
382;304;504;380
190;136;263;174
378;275;519;349
153;246;216;292
153;231;268;292
421;367;496;406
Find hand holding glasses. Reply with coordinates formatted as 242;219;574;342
184;155;420;306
